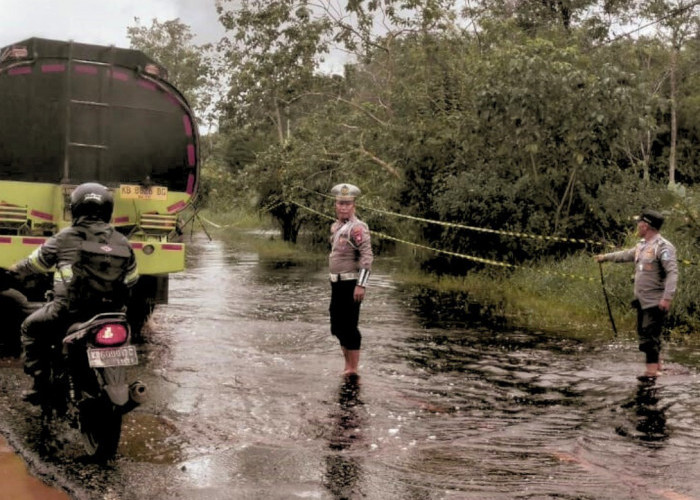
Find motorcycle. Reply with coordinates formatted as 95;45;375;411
41;311;147;461
1;267;146;460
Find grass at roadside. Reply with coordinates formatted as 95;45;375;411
391;254;637;338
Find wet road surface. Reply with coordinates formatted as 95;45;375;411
1;232;700;499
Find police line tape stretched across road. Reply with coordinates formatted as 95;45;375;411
278;191;697;268
294;186;606;248
288;199;599;282
292;186;697;267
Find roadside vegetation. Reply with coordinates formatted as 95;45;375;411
128;1;699;336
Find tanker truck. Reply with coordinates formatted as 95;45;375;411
0;37;200;335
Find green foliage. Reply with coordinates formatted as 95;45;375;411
216;0;332;142
392;33;654;272
126;17;218;124
665;189;700;332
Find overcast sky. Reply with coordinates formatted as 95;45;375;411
0;0;225;49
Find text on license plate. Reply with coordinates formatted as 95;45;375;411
119;184;168;200
87;346;138;368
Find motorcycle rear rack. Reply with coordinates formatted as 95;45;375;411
63;312;130;345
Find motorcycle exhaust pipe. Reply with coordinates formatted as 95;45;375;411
121;381;148;413
129;381;148;405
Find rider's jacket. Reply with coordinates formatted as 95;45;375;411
13;217;139;305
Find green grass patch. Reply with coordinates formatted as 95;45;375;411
247;234;325;263
392;253;638;337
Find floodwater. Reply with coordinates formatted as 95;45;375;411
1;232;700;500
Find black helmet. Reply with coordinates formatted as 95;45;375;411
70;183;114;222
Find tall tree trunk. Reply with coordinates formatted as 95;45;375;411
273;97;285;144
668;46;678;185
642;130;651;182
282;218;298;243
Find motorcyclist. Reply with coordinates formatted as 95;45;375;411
12;182;139;404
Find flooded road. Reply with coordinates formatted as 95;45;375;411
1;232;700;499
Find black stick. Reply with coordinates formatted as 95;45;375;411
598;261;618;337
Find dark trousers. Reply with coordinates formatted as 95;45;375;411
21;300;74;377
0;289;36;355
330;280;362;350
634;301;666;364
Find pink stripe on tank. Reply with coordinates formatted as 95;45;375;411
41;64;65;73
183;115;193;137
75;65;98;75
138;80;157;91
111;70;129;81
8;67;31;75
187;144;196;166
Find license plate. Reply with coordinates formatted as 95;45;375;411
87;346;138;368
119;184;168;200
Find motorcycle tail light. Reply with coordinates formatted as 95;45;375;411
94;324;129;346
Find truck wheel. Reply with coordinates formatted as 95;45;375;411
127;275;165;342
127;298;155;343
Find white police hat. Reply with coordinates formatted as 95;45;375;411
330;183;361;201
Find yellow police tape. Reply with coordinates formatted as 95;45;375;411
288;192;695;269
359;204;607;247
294;186;606;247
288;199;598;282
297;187;698;267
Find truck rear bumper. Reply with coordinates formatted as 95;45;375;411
0;236;185;275
0;235;46;266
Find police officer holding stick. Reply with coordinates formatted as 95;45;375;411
595;209;678;379
328;184;373;377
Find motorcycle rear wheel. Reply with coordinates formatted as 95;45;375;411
78;397;122;461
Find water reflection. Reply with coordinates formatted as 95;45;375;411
325;375;363;499
618;379;669;445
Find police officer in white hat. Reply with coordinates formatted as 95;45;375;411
328;183;373;377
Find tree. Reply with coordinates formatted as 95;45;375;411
217;1;332;141
215;1;338;240
387;28;654;270
127;17;218;127
211;0;697;255
461;0;639;41
638;0;699;186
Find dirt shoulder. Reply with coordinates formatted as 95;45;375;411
0;429;71;500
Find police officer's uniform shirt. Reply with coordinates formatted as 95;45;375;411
604;234;678;309
329;215;373;275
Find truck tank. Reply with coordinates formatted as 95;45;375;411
0;38;200;332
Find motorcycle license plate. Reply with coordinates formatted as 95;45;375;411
87;346;138;368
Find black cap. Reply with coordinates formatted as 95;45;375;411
639;209;664;230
